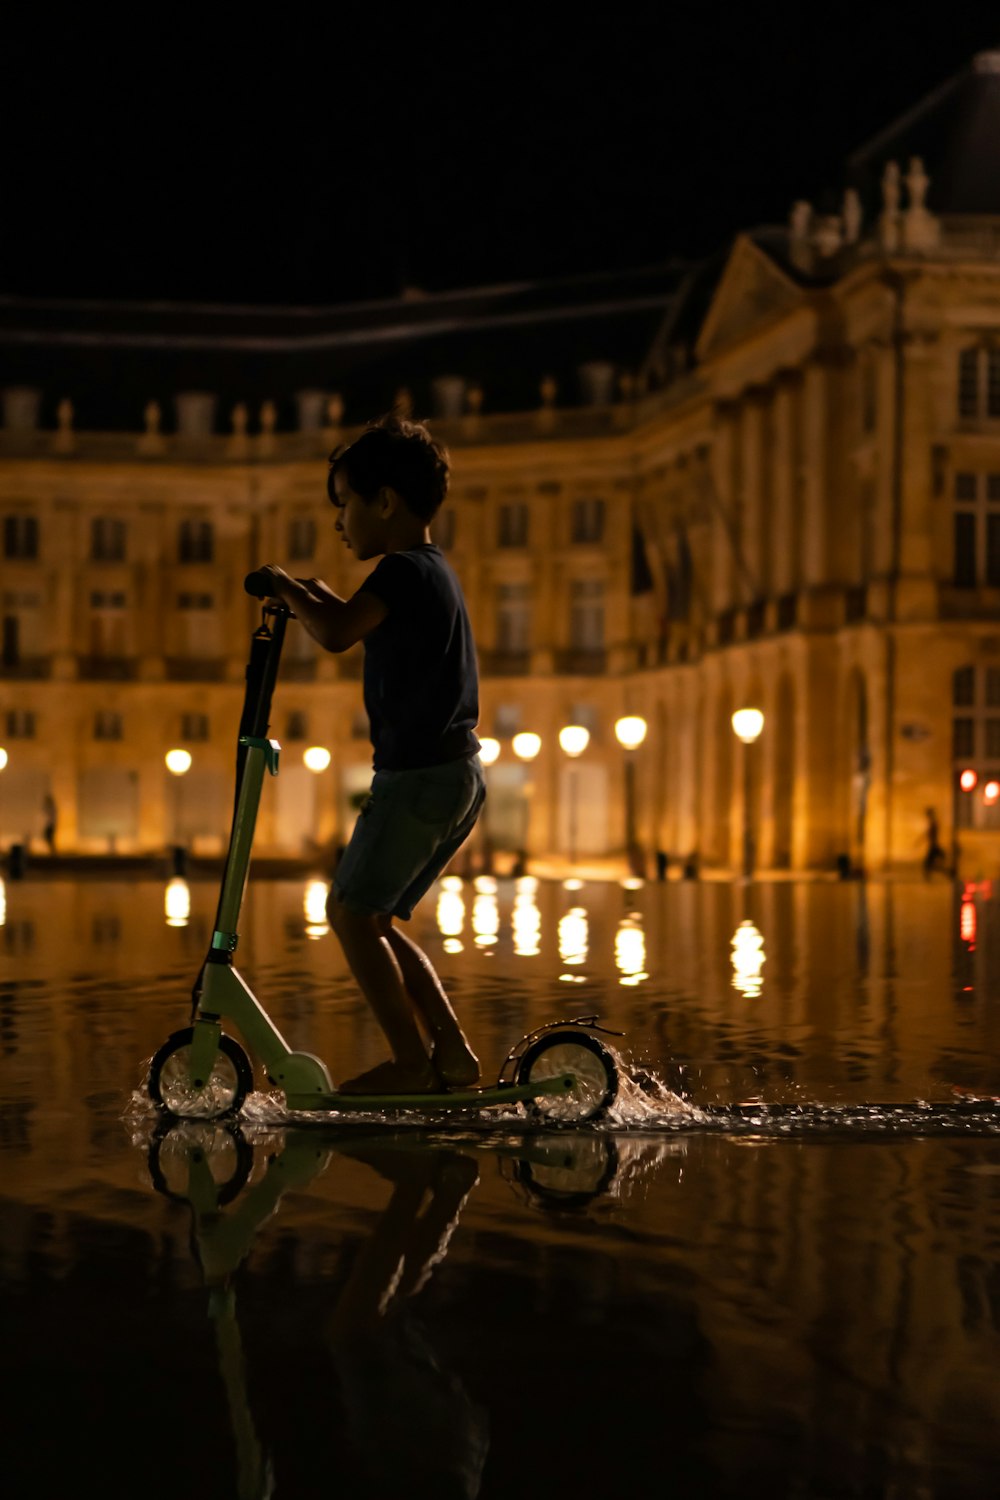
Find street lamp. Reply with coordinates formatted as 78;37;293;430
478;737;501;766
614;714;647;878
558;724;590;869
731;707;764;879
303;745;331;772
512;731;541;873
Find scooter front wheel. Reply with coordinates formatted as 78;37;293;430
148;1027;253;1120
516;1030;619;1123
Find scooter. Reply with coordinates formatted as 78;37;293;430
145;572;622;1125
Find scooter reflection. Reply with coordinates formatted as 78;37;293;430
146;1124;619;1499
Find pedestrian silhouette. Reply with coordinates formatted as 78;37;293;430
922;807;948;879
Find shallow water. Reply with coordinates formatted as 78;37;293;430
4;874;1000;1496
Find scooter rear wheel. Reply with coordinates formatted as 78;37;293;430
515;1030;619;1123
148;1027;253;1120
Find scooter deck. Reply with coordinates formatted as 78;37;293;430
283;1074;575;1114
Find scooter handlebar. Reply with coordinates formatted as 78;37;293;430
244;569;273;599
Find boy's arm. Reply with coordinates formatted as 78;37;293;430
255;565;387;652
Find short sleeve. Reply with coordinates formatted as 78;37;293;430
357;553;415;610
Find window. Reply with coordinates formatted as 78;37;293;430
495;582;532;653
953;473;1000;587
288;517;316;560
177;592;214;610
181;713;210;741
571;498;605;544
91;517;126;562
957;346;1000;421
498;502;529;548
494;704;523;737
94;711;123;741
179;519;213;563
3;515;38;560
285;710;308;740
953;664;1000;829
570;578;604;649
5;710;35;738
89;591;128;658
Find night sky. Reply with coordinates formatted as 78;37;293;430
5;4;999;307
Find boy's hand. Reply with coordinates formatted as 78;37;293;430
297;576;337;602
255;563;293;596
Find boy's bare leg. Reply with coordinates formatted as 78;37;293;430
380;918;480;1086
327;892;438;1092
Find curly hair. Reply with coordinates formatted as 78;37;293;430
328;412;450;522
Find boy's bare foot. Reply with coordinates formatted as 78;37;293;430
431;1040;481;1089
338;1059;441;1095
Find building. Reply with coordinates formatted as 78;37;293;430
2;51;1000;877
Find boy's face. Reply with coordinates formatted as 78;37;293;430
331;469;386;561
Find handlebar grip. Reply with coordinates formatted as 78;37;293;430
244;570;272;598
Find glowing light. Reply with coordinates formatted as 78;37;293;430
512;732;541;761
164;877;191;927
985;781;1000;804
614;715;648;751
436;883;465;948
303;746;331;773
165;749;192;776
559;906;589;966
303;879;329;938
731;919;766;998
563;877;584;892
0;877;6;927
0;747;7;771
512;882;541;956
961;897;977;948
615;916;648;985
621;877;644;891
558;724;590;758
960;768;978;792
472;889;500;949
478;737;501;766
731;708;765;745
473;874;498;894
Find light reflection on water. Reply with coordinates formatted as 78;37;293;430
5;877;1000;1494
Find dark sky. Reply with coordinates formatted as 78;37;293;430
5;4;999;306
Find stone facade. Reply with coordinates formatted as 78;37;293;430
3;57;1000;877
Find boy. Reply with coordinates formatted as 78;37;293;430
256;413;484;1094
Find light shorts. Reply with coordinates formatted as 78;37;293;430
333;754;486;920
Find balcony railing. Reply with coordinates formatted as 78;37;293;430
554;648;607;675
164;657;227;681
480;650;531;676
77;656;138;680
0;656;52;679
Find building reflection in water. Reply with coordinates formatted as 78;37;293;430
164;877;191;928
512;876;541;957
731;919;765;999
303;879;330;940
436;875;465;954
0;876;6;928
472;875;499;951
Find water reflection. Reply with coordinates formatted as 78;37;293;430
436;874;465;954
558;904;589;982
143;1121;623;1498
164;876;190;928
471;876;499;951
615;915;648;986
730;918;765;999
511;876;541;957
303;878;329;939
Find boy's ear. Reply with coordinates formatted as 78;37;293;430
377;486;401;517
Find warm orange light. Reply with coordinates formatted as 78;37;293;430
986;781;1000;804
961;898;977;947
960;768;978;792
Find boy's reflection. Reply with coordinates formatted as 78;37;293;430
325;1141;489;1497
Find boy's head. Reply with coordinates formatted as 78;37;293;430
327;413;449;559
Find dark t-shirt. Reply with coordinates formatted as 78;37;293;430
358;544;480;771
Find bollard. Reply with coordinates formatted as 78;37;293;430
9;843;26;879
171;844;189;877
